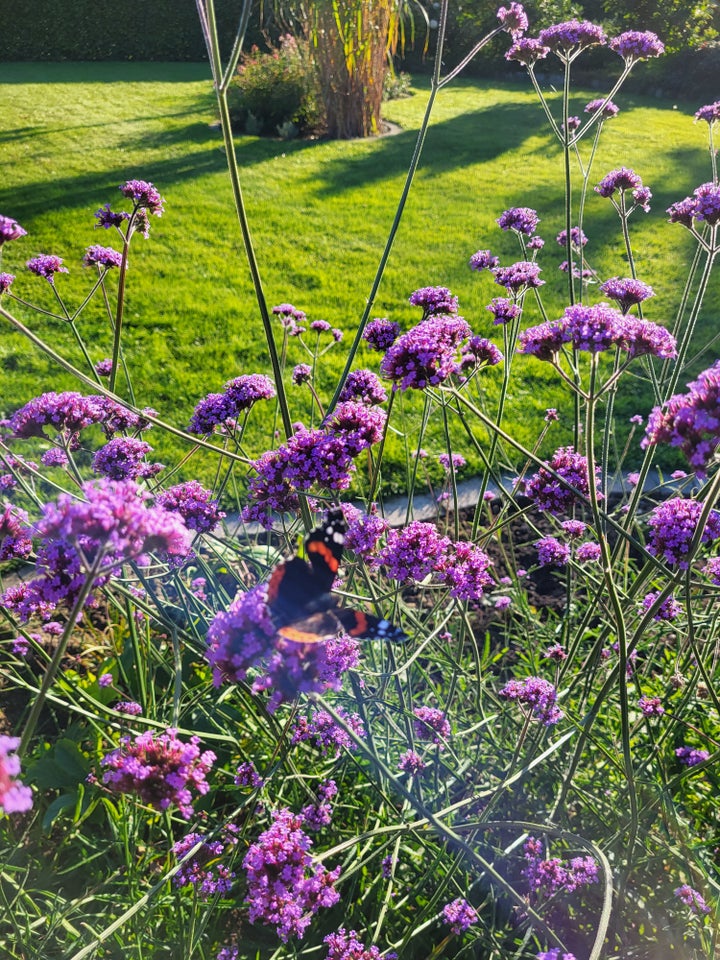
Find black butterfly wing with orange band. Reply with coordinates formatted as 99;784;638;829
267;511;407;644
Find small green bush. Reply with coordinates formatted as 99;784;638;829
382;69;413;101
228;35;322;137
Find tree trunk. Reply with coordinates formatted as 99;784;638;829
313;0;392;139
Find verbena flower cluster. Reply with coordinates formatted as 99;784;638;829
172;826;238;898
323;928;393;960
242;806;341;941
522;837;599;895
189;374;276;435
525;446;601;515
646;498;720;567
519;303;676;360
375;521;494;600
3;479;191;622
5;391;152;446
442;898;479;934
643;360;720;475
499;676;563;726
0;736;33;814
242;404;386;527
100;728;216;818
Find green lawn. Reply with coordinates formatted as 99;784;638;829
0;62;715;489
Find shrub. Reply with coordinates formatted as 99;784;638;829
228;35;322;137
382;69;413;101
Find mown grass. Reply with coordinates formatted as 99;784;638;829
0;62;715;492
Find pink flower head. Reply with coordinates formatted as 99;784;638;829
0;736;33;813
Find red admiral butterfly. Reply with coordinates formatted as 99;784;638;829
266;509;407;644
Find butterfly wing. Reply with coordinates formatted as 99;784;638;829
305;509;345;593
334;607;408;643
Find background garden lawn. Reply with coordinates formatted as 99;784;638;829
0;62;714;492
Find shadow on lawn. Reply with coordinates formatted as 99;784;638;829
0;145;227;224
311;101;549;195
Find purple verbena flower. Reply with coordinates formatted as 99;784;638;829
363;318;401;351
675;746;710;767
562;302;625;352
486;298;521;327
526;446;601;515
0;504;32;562
696;101;720;124
327;401;386;455
610;31;665;62
0;273;15;294
155;480;225;535
409;286;459;317
585;98;619;119
324;928;391;960
556;227;587;248
92;437;155;481
437;540;494;600
497;3;528;36
497;206;540;236
599;277;654;314
492;261;544;291
596;168;651;211
469;249;500;271
0;216;27;245
119;179;165;216
310;319;331;333
243;807;340;941
537;951;577;960
205;584;275;686
338;369;388;405
576;541;601;563
380;315;471;390
235;760;263;787
506;37;550;65
536;536;570;567
95;358;114;377
291;707;365;756
101;728;215;818
646;498;720;567
341;503;388;558
114;701;144;715
413;706;450;745
0;736;33;813
638;695;664;716
375;521;450;582
26;255;68;283
442;898;479;934
517;319;570;360
500;676;563;725
459;335;504;371
692;181;720;226
94;204;130;229
301;779;338;831
173;827;238;898
641;591;682;621
538;20;607;56
643;361;720;475
189;374;275;434
398;750;426;774
674;884;711;914
83;245;123;269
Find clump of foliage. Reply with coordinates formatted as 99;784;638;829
228;34;322;137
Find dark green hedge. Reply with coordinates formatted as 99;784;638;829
0;1;261;61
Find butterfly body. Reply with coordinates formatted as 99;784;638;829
266;510;407;644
